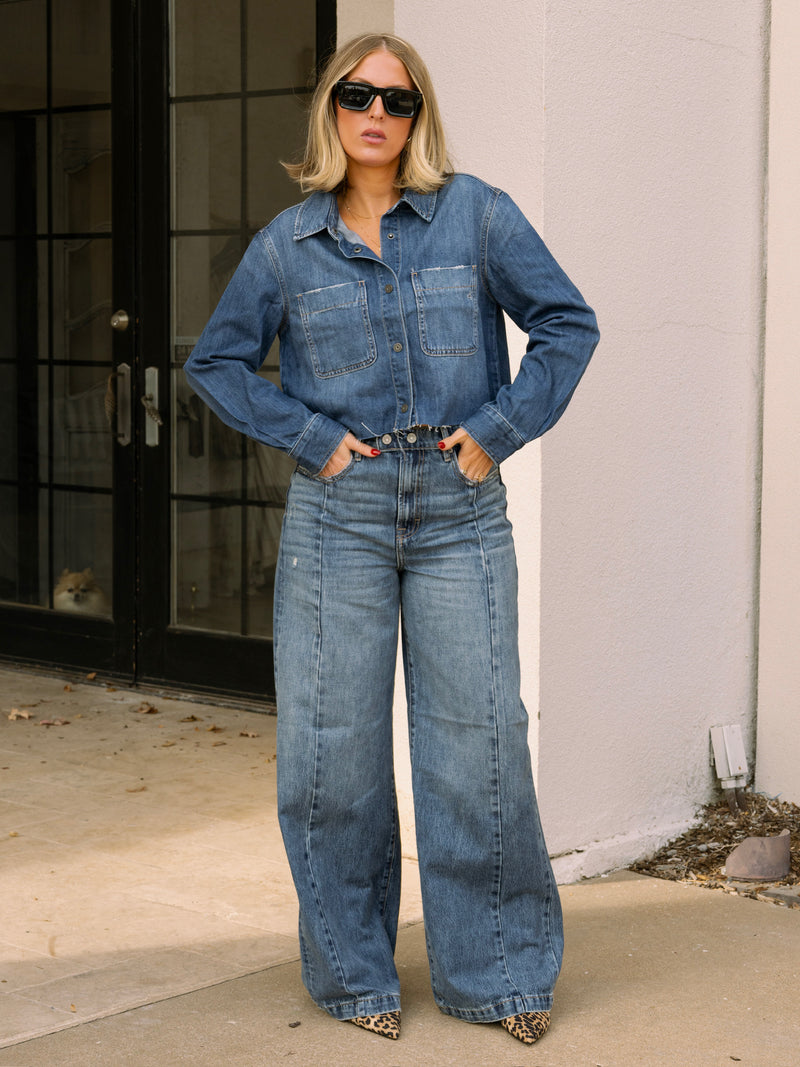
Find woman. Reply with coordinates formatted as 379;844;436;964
185;33;599;1046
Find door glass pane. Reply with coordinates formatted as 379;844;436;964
172;235;241;342
246;505;283;638
52;237;113;361
0;0;47;113
51;0;111;108
172;102;241;231
52;112;112;234
173;500;242;633
0;486;19;603
51;365;114;489
52;490;112;616
171;0;240;97
247;94;311;228
247;0;316;91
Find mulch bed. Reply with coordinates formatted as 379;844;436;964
629;792;800;905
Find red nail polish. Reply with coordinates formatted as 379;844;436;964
438;441;446;450
371;448;381;456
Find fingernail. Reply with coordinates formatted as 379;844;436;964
371;448;381;456
437;441;446;450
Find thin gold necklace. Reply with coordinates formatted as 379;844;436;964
342;197;385;221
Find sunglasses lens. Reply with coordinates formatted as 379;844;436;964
336;83;373;110
383;89;419;117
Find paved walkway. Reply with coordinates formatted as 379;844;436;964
1;666;798;1065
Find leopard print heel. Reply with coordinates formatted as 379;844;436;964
500;1011;550;1045
349;1011;401;1040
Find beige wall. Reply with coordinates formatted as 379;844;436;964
339;1;771;878
533;3;768;879
756;0;800;804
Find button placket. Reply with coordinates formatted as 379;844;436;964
378;217;413;425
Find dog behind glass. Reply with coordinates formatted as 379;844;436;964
53;568;109;616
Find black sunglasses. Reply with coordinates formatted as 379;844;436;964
334;80;423;119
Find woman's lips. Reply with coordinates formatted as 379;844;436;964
361;128;386;143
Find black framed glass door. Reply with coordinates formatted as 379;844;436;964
0;0;134;675
0;0;334;699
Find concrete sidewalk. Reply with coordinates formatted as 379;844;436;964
1;666;799;1066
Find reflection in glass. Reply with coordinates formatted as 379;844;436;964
51;0;111;108
247;440;294;505
51;490;112;615
171;0;240;97
0;0;46;113
0;117;47;238
52;238;112;361
50;365;113;489
0;486;18;603
172;235;243;342
0;362;16;481
172;101;241;231
52;111;112;234
247;95;311;228
246;505;283;637
173;500;242;633
173;372;240;498
247;0;316;92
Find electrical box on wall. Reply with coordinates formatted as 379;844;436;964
710;724;749;812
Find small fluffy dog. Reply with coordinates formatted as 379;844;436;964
53;568;109;615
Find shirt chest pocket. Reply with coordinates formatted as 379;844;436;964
296;280;377;378
411;264;479;356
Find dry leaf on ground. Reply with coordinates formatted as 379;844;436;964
8;709;32;720
37;719;70;727
134;703;159;715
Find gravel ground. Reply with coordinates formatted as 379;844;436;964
630;791;800;905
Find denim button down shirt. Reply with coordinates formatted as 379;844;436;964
184;173;599;474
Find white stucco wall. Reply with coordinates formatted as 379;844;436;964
339;1;768;880
536;4;768;880
756;0;800;805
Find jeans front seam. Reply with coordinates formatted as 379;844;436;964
376;777;400;929
468;479;519;1002
303;479;351;999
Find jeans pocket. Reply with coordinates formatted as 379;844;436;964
451;453;499;488
296;451;361;485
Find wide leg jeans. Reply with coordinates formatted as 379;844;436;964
274;427;563;1022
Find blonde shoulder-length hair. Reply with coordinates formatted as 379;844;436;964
284;33;452;194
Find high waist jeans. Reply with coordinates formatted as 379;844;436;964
274;426;563;1023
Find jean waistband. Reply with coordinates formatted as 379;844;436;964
361;425;456;452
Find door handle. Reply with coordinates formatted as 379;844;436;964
109;362;132;446
110;309;130;332
141;366;163;447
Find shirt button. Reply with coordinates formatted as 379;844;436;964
353;246;362;253
393;342;403;352
387;233;395;239
407;432;417;443
384;284;393;293
381;433;393;445
400;403;408;413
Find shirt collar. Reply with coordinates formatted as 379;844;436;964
294;187;438;240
